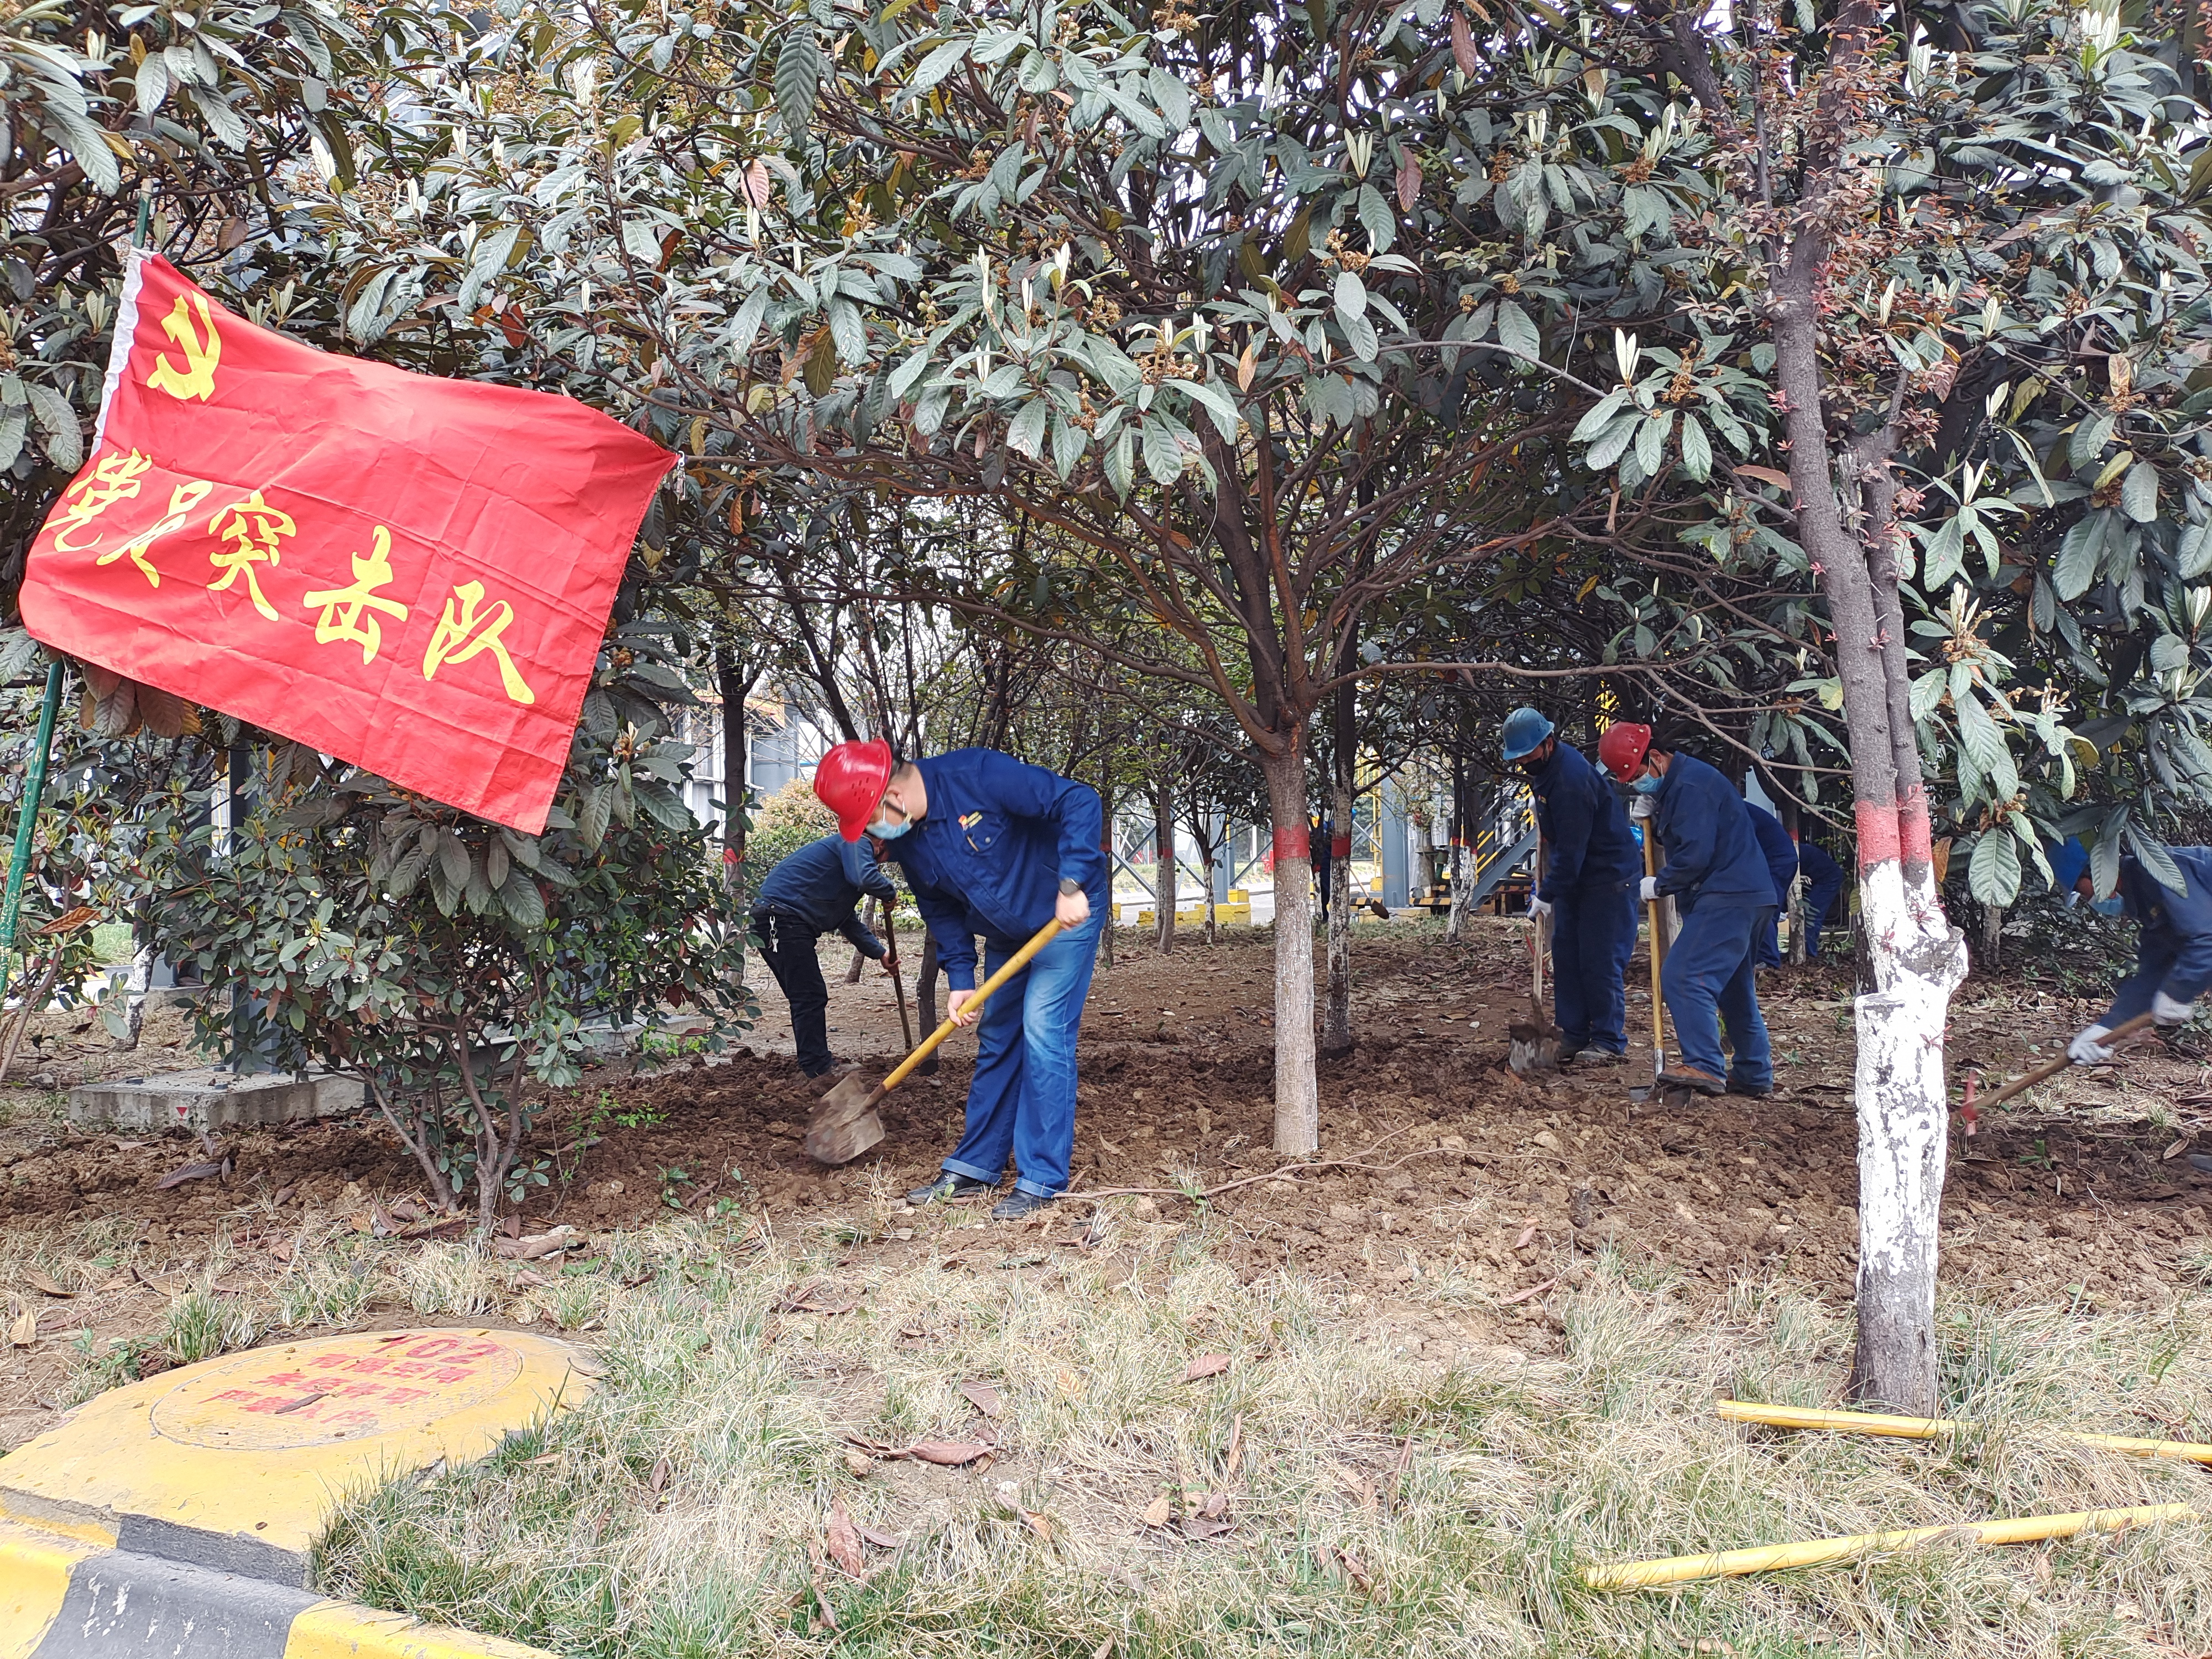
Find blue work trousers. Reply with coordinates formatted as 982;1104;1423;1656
1662;901;1773;1089
1553;884;1636;1055
1802;868;1846;959
941;906;1103;1198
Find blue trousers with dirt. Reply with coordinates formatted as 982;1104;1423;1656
1552;883;1636;1056
1662;900;1773;1090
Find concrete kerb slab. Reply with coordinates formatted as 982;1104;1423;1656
67;1067;368;1135
0;1328;589;1658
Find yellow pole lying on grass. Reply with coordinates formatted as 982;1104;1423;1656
1717;1399;2212;1465
1582;1503;2194;1590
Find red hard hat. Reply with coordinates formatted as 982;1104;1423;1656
1597;722;1653;782
813;739;894;842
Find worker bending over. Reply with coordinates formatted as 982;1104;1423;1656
1797;837;1846;959
1745;803;1799;969
815;739;1105;1221
752;832;898;1087
1503;707;1639;1063
1600;723;1773;1097
2062;838;2212;1065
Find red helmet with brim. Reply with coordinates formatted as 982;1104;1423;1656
1597;722;1653;783
814;739;895;842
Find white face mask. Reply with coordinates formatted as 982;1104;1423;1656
869;817;911;840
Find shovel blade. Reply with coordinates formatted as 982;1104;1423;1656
805;1108;884;1165
805;1077;886;1165
1507;1023;1559;1077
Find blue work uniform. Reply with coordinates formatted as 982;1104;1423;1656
883;748;1108;1199
753;834;896;1078
1530;742;1640;1056
1746;804;1801;968
2100;848;2212;1026
1798;838;1846;959
1650;754;1773;1091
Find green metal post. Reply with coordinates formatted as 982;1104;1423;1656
0;661;65;968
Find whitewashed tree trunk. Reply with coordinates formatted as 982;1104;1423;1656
1260;744;1318;1155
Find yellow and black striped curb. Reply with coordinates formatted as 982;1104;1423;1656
1;1515;555;1657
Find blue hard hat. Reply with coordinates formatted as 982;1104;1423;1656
1501;707;1554;762
2047;837;2089;894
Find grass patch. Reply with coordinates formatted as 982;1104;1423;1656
300;1215;2212;1659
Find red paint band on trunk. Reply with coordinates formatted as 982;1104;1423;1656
1331;835;1353;858
1855;800;1901;870
1275;826;1311;861
1898;786;1933;867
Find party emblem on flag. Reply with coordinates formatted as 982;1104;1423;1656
19;252;675;833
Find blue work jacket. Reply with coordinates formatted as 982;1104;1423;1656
883;748;1106;990
1746;804;1801;907
1531;742;1641;901
1651;754;1772;911
2105;848;2212;1021
755;833;896;957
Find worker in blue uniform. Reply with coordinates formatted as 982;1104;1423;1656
2064;839;2212;1063
1598;722;1774;1097
1746;803;1800;969
1798;836;1847;959
1502;707;1640;1063
814;739;1107;1221
752;832;898;1086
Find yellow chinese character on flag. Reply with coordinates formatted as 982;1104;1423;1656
303;525;409;663
206;489;295;621
50;451;154;552
147;291;222;402
422;581;535;705
97;479;216;588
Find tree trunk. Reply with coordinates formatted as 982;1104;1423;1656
1978;902;2003;971
1323;778;1354;1058
1154;789;1176;954
1259;740;1318;1155
1773;201;1967;1414
915;932;941;1074
844;896;875;984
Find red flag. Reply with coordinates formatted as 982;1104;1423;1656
19;253;673;833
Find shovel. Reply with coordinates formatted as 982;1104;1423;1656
1966;1010;2156;1113
804;917;1065;1165
1508;846;1562;1076
883;917;916;1051
1630;823;1670;1104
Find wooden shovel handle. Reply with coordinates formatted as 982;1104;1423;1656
875;918;1066;1096
1975;1010;2157;1111
1642;826;1667;1066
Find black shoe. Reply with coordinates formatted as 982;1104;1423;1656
2188;1152;2212;1175
990;1188;1057;1222
908;1172;996;1205
1727;1077;1775;1099
1566;1047;1626;1068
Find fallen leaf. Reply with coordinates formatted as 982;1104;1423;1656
826;1499;865;1577
959;1380;1004;1418
1183;1353;1230;1383
1141;1495;1173;1527
369;1203;394;1238
22;1270;72;1298
528;1452;564;1465
1499;1277;1558;1307
1512;1217;1538;1249
269;1241;295;1263
842;1448;874;1478
512;1270;552;1289
1018;1507;1053;1541
856;1524;905;1550
907;1439;992;1467
2164;1137;2193;1161
1202;1490;1229;1519
8;1309;36;1347
649;1456;671;1494
1181;1515;1232;1540
155;1160;227;1191
389;1195;426;1222
1092;1638;1117;1659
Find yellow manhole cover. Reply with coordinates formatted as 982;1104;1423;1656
151;1332;530;1450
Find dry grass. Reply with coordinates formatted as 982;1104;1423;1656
274;1207;2212;1659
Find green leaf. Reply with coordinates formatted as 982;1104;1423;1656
1333;270;1368;322
1570;388;1630;444
1678;414;1711;482
2052;509;2110;601
24;384;82;473
775;28;823;138
1006;396;1048;458
1496;301;1540;362
1967;828;2022;906
1633;410;1672;476
2069;411;2115;471
2121;458;2160;523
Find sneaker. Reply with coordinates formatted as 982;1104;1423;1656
1568;1047;1627;1068
1727;1077;1775;1099
1657;1065;1728;1097
990;1188;1057;1222
907;1172;997;1206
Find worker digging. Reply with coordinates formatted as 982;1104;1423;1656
1503;706;1640;1067
1600;720;1775;1101
807;738;1108;1220
750;829;900;1090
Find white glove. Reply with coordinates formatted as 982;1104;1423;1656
2154;990;2197;1027
1627;795;1656;820
1527;895;1553;919
1639;875;1660;904
2068;1024;2114;1065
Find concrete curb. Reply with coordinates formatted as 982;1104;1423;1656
1;1517;554;1658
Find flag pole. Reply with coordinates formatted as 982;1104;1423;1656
2;184;150;995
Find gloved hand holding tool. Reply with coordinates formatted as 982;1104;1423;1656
1977;1010;2157;1114
805;917;1063;1164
